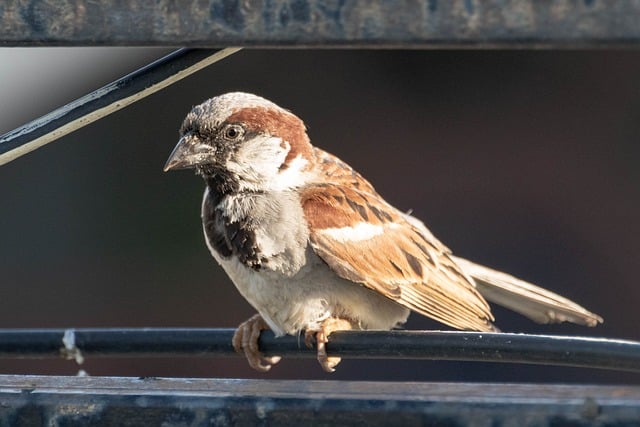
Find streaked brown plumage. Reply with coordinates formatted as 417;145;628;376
164;92;602;372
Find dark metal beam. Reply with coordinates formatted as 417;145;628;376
0;375;639;425
0;328;639;373
1;0;639;48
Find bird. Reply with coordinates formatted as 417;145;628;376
164;92;603;373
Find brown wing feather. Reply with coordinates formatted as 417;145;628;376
312;148;378;194
301;183;496;332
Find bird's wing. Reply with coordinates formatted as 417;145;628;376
452;256;603;326
312;148;378;194
301;183;496;332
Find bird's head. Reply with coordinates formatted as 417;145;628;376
164;92;314;193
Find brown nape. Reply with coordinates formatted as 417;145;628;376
226;107;313;166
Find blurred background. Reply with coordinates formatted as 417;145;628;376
0;48;638;383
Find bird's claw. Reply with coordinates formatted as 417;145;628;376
232;314;281;372
305;318;352;373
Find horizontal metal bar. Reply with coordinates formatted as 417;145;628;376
2;0;640;48
1;328;639;373
0;47;240;166
1;375;639;425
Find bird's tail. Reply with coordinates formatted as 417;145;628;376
452;256;603;327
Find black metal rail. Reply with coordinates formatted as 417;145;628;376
1;328;639;373
2;0;640;48
0;47;239;166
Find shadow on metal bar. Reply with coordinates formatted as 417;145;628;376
0;47;240;166
0;328;639;373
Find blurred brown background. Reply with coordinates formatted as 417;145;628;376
0;48;638;383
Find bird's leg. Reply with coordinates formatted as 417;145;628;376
232;314;281;372
304;317;352;373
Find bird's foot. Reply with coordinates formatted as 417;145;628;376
232;314;281;372
305;318;352;373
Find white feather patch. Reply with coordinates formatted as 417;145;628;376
321;222;385;243
273;154;310;190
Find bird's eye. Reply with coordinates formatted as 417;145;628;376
223;124;244;141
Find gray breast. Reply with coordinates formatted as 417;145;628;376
202;187;310;275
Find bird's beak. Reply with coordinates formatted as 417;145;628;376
163;134;213;172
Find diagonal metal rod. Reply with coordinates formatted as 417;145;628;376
0;47;241;166
0;328;639;373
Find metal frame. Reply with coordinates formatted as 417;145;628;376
2;0;640;48
2;375;640;425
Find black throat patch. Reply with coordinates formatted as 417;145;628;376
202;184;264;270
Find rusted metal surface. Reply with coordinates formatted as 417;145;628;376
0;328;639;373
1;0;639;48
0;375;639;426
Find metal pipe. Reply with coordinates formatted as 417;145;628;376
0;328;638;373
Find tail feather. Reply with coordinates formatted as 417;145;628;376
452;256;603;327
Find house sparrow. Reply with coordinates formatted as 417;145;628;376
164;92;603;373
